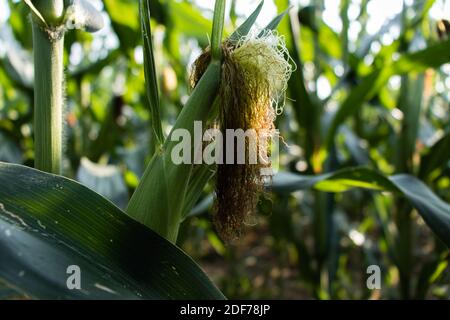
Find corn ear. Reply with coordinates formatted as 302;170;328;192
127;62;222;242
127;0;281;242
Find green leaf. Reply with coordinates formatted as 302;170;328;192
182;165;215;218
8;0;33;50
391;175;450;249
127;58;222;242
325;69;388;149
283;4;319;169
127;1;226;242
0;280;28;299
229;0;264;43
23;0;48;27
169;1;212;46
0;162;224;299
392;39;450;74
272;168;450;247
419;130;450;179
395;74;424;172
186;194;214;219
258;6;292;37
140;0;164;146
318;23;343;59
104;0;141;52
326;39;450;148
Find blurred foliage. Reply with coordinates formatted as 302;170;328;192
0;0;449;299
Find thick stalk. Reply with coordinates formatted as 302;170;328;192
32;22;65;174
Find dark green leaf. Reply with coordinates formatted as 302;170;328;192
272;168;450;247
0;162;224;299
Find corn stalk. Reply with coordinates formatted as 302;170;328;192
27;0;103;174
30;0;66;174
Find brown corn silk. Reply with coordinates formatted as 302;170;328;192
191;33;292;241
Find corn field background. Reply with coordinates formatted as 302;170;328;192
0;0;449;300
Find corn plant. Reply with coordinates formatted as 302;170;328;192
266;0;450;299
0;0;449;301
0;0;231;299
0;0;297;299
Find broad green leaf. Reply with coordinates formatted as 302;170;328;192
0;162;224;299
272;168;450;247
103;0;139;30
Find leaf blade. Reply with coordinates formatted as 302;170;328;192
0;162;224;299
140;0;164;146
272;168;450;247
229;0;264;43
